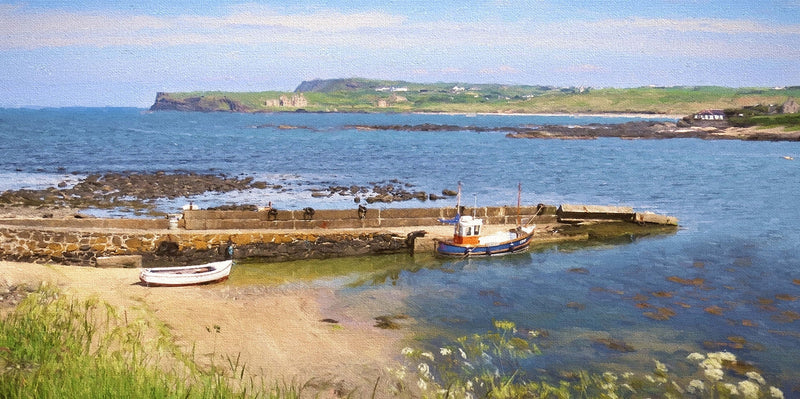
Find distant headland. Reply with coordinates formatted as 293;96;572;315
149;78;800;138
150;77;800;117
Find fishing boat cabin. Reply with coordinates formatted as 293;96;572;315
452;216;482;245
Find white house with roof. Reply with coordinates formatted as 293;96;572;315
694;109;725;120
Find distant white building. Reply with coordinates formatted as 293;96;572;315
376;86;408;92
694;109;725;120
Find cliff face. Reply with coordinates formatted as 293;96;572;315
149;92;250;112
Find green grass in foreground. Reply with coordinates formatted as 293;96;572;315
0;285;297;399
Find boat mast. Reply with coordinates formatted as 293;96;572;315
517;182;522;226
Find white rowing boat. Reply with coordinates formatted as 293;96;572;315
139;260;232;287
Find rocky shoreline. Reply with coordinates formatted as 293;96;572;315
0;172;459;218
347;120;800;141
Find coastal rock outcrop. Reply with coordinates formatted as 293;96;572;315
150;92;250;112
0;172;271;215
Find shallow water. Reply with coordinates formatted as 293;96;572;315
2;108;799;388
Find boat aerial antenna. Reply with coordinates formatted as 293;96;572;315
456;181;462;216
473;194;477;217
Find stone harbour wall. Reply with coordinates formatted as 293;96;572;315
0;227;410;267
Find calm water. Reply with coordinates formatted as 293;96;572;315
2;108;799;387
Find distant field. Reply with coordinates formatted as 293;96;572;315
153;80;800;117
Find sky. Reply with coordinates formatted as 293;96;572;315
1;1;799;107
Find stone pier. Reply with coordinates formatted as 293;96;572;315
0;204;677;267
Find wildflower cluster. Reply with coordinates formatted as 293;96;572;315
685;351;784;398
396;320;785;399
395;319;543;398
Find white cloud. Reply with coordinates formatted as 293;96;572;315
0;4;797;62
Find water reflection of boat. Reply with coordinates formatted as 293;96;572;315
435;183;535;257
139;260;232;286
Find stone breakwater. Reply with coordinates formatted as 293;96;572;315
0;204;677;267
0;205;539;266
0;226;408;267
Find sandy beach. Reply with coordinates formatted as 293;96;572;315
0;260;409;397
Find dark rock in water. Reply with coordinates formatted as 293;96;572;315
568;267;590;274
592;337;636;352
566;301;586;310
374;314;409;329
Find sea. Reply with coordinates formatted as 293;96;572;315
1;107;799;390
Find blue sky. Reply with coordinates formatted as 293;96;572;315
1;1;799;107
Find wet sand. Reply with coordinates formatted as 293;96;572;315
0;260;408;397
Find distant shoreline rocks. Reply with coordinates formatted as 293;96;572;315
344;121;800;141
0;172;460;217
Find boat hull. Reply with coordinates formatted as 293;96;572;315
139;260;232;287
435;230;535;257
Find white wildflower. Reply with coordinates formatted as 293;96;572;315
417;378;427;391
388;365;407;380
700;357;722;370
687;352;706;362
645;375;656;383
721;383;738;395
439;347;452;356
459;347;468;360
687;379;705;394
770;386;785;399
421;351;434;361
401;347;414;356
739;380;760;399
417;363;431;379
603;371;618;382
466;380;473;391
621;372;634;379
654;360;668;373
704;367;724;382
746;371;766;385
708;351;737;362
621;383;635;393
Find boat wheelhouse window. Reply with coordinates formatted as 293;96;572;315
473;225;480;235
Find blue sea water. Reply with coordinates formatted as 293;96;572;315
2;108;799;388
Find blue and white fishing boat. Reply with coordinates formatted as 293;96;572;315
435;183;535;257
